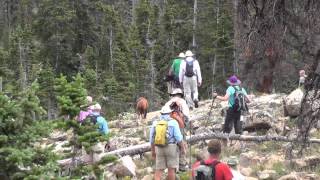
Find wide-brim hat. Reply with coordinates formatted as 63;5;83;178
160;105;173;114
178;52;185;58
185;50;194;57
226;75;241;85
170;88;183;96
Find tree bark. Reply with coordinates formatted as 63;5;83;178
57;132;320;166
192;0;197;49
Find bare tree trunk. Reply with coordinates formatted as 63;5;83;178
192;0;197;49
232;0;239;74
109;25;114;73
0;76;2;92
18;39;27;90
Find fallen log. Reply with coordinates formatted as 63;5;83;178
57;132;320;166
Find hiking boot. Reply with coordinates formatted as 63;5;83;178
194;100;199;108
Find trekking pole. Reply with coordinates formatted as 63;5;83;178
204;90;217;127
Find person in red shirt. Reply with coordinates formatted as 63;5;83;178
192;140;233;180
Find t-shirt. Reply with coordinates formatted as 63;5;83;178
149;114;183;144
192;158;233;180
226;86;248;107
171;58;182;77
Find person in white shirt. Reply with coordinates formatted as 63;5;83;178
227;157;245;180
179;50;202;109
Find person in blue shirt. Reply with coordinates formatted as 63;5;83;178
90;103;109;135
150;105;186;180
213;75;250;134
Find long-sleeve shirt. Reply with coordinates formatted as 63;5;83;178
91;112;109;135
149;114;183;144
179;57;202;84
164;97;190;119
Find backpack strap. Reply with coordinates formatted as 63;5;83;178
210;160;220;179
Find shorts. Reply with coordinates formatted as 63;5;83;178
155;144;179;169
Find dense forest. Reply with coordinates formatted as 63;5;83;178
1;0;320;179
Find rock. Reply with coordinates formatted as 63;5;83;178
103;171;117;180
112;156;136;177
240;167;253;176
243;111;273;132
50;130;68;141
257;170;276;180
290;156;320;170
141;175;153;180
52;141;71;154
92;142;105;163
239;152;260;168
278;172;299;180
284;88;303;117
246;177;258;180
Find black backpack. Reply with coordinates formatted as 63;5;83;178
185;60;195;77
195;160;220;180
232;86;248;112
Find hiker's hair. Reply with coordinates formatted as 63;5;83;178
207;140;221;155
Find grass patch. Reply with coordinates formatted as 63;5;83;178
272;162;287;177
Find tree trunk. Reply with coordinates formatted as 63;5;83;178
18;39;27;90
192;0;197;49
109;25;114;73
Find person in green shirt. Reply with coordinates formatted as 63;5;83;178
167;52;185;93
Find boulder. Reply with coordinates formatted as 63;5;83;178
239;151;261;168
240;167;253;176
283;88;304;117
112;156;136;177
141;175;153;180
257;170;276;180
290;156;320;170
278;172;299;180
243;111;273;132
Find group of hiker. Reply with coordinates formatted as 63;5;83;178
77;96;109;136
149;49;251;179
166;50;202;109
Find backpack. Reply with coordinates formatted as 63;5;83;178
185;60;195;77
88;114;100;125
154;120;169;146
195;160;220;180
232;86;248;112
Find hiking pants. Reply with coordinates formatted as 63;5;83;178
223;108;242;134
183;76;198;108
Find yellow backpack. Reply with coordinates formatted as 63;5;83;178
154;120;168;146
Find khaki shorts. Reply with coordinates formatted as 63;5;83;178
155;144;179;169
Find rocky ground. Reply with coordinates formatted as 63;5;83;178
46;90;320;180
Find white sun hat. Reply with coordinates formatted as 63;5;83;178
178;52;185;58
160;105;173;114
185;50;194;57
93;103;101;110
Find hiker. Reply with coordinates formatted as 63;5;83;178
150;105;186;180
90;103;109;135
168;52;186;91
164;88;190;171
165;88;190;128
299;70;307;87
193;140;233;180
77;96;94;123
227;157;245;180
179;50;202;109
213;75;249;134
136;97;149;120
